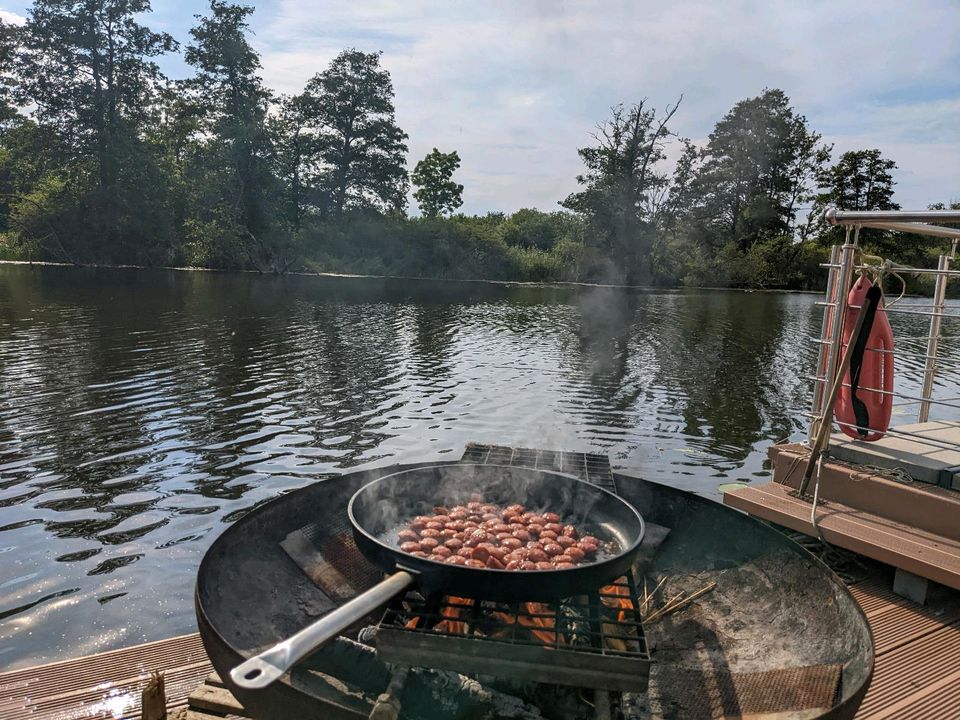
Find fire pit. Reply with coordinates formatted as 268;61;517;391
195;447;874;719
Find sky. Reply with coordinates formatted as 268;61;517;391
2;0;959;217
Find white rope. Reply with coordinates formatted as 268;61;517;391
853;252;906;307
809;451;826;542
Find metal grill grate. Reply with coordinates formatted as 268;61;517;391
377;574;650;688
460;442;618;492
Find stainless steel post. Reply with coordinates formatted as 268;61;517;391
918;239;958;422
813;228;858;442
810;244;841;443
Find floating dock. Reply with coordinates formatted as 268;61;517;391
725;438;960;592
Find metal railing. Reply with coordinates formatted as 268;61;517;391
810;208;960;450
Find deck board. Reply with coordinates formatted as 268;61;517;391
0;633;212;720
829;420;960;489
724;481;960;590
856;622;960;718
849;576;960;718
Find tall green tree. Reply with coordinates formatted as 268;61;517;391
689;89;829;249
412;148;463;218
183;0;281;269
12;0;176;260
807;148;899;249
301;50;408;217
561;98;681;283
811;149;898;216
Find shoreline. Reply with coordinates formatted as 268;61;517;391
0;259;825;295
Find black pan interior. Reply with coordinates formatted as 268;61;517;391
348;464;645;601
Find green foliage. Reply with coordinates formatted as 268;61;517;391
300;210;584;282
7;173;84;262
501;208;581;251
0;20;20;128
718;237;829;290
814;149;898;215
807;149;899;251
181;212;246;268
412;148;463;218
271;94;313;231
10;0;177;262
184;1;277;257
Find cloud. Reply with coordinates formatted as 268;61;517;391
0;9;26;24
251;0;960;214
7;0;958;212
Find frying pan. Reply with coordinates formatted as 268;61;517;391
231;464;645;689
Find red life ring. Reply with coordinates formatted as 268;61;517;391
833;275;894;441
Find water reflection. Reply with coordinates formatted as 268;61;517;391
2;265;959;669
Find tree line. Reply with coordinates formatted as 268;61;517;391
0;0;954;287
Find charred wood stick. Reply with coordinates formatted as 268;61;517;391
643;590;684;623
369;666;409;720
639;577;666;616
645;593;687;623
645;582;717;623
141;671;166;720
643;591;686;623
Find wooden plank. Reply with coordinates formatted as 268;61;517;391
848;576;904;618
867;599;960;656
856;622;960;718
828;420;960;486
188;684;247;716
848;575;960;718
861;665;960;719
0;633;207;691
205;672;226;688
769;442;960;540
724;482;960;590
0;633;211;720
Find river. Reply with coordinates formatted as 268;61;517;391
0;264;953;669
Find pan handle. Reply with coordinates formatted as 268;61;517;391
230;570;416;689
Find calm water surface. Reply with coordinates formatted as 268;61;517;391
1;265;956;669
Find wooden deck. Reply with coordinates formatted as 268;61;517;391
725;442;960;592
0;633;213;719
2;574;958;719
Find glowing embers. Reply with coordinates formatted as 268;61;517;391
377;574;651;692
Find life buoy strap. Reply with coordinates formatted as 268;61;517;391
848;285;883;439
